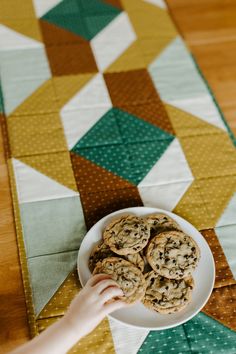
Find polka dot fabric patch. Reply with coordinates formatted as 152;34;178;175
173;180;213;230
165;103;225;138
9;79;59;117
70;152;134;193
80;188;143;230
138;312;236;353
7;113;67;157
197;176;236;227
37;317;115;354
19;152;78;192
52;74;94;109
179;134;236;179
73;139;174;185
201;229;236;288
120;100;175;135
38;270;80;319
104;69;158;106
203;285;236;331
71;108;174;185
68;318;115;354
45;42;98;76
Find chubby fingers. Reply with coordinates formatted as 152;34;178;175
86;274;112;287
94;278;121;294
100;286;123;304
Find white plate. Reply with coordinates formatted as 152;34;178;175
77;207;215;330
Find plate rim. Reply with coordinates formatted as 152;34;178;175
77;206;215;330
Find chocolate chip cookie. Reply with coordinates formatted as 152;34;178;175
146;213;181;236
146;231;200;279
89;242;145;272
89;242;115;272
143;271;194;313
93;257;146;303
125;253;145;272
103;215;150;255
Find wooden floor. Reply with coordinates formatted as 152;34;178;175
0;1;235;352
167;0;236;135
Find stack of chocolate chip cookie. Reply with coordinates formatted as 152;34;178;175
90;213;200;313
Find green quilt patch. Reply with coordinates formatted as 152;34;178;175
42;0;121;40
139;313;236;354
72;108;174;185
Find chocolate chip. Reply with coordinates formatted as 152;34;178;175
191;247;195;251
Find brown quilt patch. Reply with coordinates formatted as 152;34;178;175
201;229;236;288
80;187;143;229
104;69;158;106
70;152;134;194
203;284;236;331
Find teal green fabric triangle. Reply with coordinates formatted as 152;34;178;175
42;0;120;40
138;313;236;354
183;312;236;353
72;108;174;185
139;325;191;354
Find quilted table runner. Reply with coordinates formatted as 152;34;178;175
1;0;236;353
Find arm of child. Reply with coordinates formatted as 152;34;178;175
11;274;127;354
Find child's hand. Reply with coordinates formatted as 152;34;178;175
10;274;127;354
63;274;127;337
